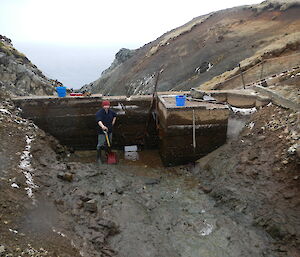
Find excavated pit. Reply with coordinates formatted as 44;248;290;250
2;96;299;257
11;94;230;166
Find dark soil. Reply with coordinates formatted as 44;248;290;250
0;99;299;257
0;100;80;256
194;104;300;256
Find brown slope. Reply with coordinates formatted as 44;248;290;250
82;1;300;96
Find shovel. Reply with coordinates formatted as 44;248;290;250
104;131;117;164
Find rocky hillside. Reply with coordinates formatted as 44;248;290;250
81;0;300;96
0;35;57;97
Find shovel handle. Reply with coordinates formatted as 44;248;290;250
103;131;111;148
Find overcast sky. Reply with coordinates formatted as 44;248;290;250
0;0;262;88
1;0;262;46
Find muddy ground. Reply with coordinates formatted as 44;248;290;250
0;98;299;257
195;105;300;256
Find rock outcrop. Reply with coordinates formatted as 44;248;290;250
81;0;300;96
80;48;136;94
0;35;58;97
102;48;136;76
251;0;300;13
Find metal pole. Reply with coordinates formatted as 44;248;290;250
192;109;196;150
260;60;265;80
239;63;246;89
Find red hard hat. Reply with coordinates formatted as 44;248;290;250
102;100;110;107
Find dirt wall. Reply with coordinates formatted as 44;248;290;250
12;96;158;150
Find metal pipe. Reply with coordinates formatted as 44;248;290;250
192;109;196;149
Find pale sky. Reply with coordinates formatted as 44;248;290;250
1;0;262;47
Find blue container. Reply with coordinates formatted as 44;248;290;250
176;95;186;106
56;86;66;97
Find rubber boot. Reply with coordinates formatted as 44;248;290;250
96;149;102;164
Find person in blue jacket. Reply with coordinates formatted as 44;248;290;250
95;100;116;163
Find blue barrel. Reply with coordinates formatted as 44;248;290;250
176;95;186;106
56;86;67;97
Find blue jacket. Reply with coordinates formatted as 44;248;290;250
96;109;116;134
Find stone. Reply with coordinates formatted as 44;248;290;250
86;171;101;178
97;219;120;235
190;88;205;99
289;113;295;118
91;233;105;244
0;245;6;254
57;172;73;182
63;172;73;181
201;186;212;194
76;200;84;209
115;187;124;194
85;199;98;212
257;135;266;141
287;144;298;155
248;151;258;161
54;199;64;205
144;178;160;185
97;219;116;229
283;192;295;199
79;194;92;202
291;132;299;140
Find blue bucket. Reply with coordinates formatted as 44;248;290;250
176;95;186;106
56;86;66;97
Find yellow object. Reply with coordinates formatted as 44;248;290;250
104;131;111;148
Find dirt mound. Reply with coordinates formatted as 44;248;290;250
0;99;81;256
195;104;300;256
